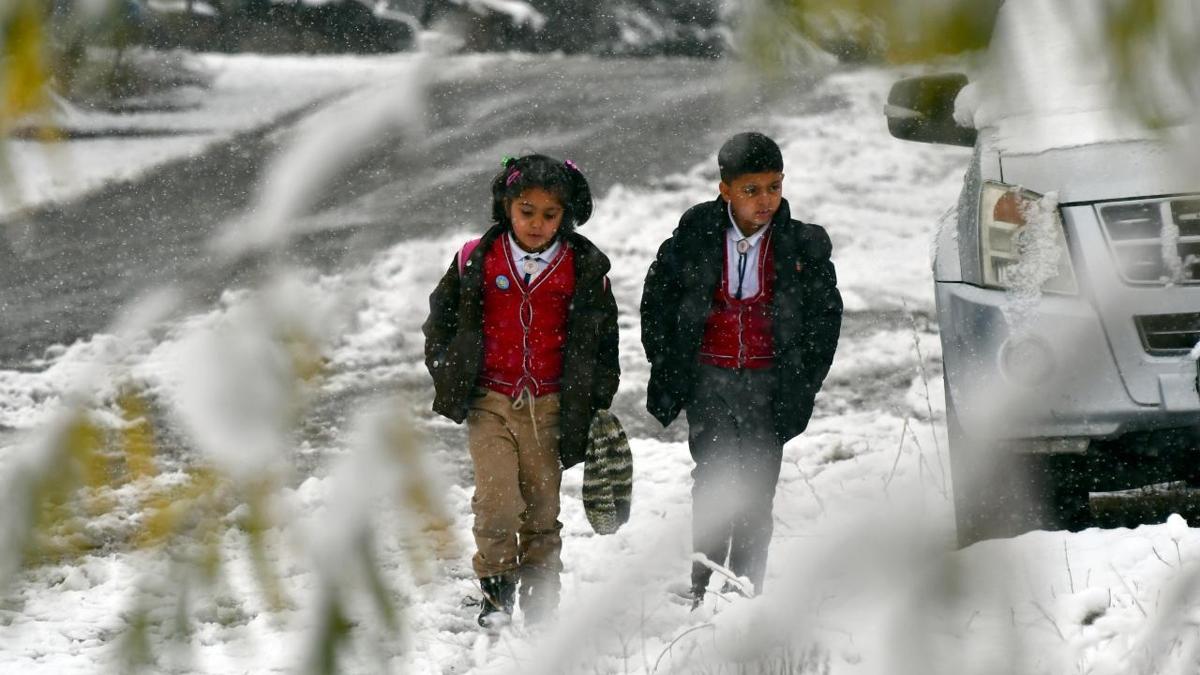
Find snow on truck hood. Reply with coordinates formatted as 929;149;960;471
996;135;1198;204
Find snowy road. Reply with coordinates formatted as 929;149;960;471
0;54;829;478
5;53;1200;674
0;56;800;366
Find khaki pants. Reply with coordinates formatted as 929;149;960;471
467;387;564;580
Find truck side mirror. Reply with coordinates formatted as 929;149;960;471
885;73;977;147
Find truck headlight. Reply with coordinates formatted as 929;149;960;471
980;182;1078;294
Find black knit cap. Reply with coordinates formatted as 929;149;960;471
717;132;784;183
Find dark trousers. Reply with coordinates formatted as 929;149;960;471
686;364;782;594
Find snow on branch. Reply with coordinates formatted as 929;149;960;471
453;0;546;31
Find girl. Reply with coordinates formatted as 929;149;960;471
423;154;620;627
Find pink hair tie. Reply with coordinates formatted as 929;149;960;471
505;169;521;187
564;159;579;172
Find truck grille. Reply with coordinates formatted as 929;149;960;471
1136;313;1200;354
1098;197;1200;284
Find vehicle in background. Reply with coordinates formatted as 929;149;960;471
885;0;1200;546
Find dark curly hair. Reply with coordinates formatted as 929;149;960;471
490;154;593;232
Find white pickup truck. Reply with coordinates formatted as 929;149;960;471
885;0;1200;545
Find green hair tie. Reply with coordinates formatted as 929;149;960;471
501;155;515;168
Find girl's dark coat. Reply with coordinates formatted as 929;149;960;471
423;225;620;469
640;197;843;443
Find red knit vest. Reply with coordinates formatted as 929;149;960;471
698;231;776;369
478;236;576;398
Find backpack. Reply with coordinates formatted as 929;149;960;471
457;237;483;277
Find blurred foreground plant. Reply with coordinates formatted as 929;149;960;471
0;53;439;672
732;0;998;72
739;0;1200;130
1;0;133;224
1;302;456;673
0;0;51;209
1;0;49;123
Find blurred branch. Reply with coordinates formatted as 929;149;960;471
1106;0;1200;128
742;0;1198;132
750;0;1190;75
0;14;448;670
737;0;999;68
1;0;143;220
2;0;49;122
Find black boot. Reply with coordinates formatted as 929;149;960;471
719;580;752;598
477;573;517;628
518;568;561;626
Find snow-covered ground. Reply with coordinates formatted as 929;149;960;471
3;52;1199;675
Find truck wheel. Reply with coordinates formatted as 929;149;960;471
947;391;1090;547
1176;427;1200;487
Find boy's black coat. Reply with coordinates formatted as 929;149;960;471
423;225;620;469
640;197;843;443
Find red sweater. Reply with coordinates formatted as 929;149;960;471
478;237;576;397
698;231;776;369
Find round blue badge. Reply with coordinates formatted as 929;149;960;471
495;274;511;290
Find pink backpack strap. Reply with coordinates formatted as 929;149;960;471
457;237;483;276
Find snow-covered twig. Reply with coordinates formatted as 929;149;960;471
1002;190;1065;330
801;472;826;515
905;305;947;491
639;596;651;675
1161;201;1184;283
1032;600;1066;642
1168;513;1187;566
690;553;754;599
652;623;715;675
1109;564;1148;618
457;0;546;31
1064;541;1076;594
1152;546;1174;569
883;417;909;492
906;427;949;500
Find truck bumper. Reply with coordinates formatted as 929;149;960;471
936;281;1200;441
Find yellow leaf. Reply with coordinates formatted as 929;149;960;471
243;480;288;611
137;467;220;549
2;0;49;122
118;391;159;483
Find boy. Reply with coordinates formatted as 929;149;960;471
640;132;842;605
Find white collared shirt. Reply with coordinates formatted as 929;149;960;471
508;233;562;284
726;203;770;299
